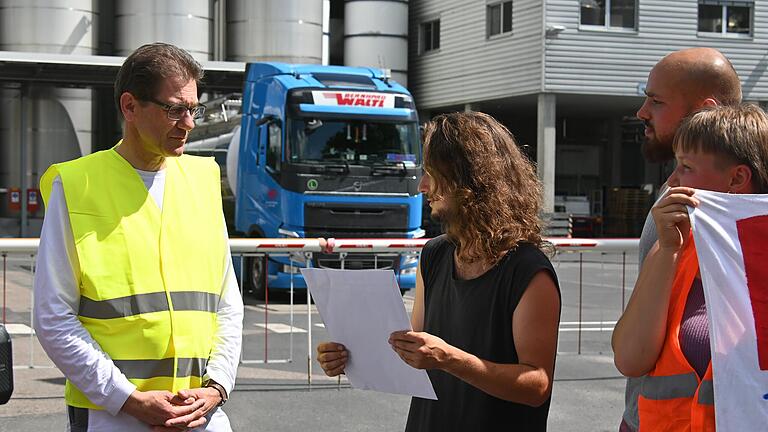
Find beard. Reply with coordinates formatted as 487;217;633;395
640;130;675;163
427;200;457;229
429;207;448;224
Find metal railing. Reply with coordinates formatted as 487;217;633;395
1;237;639;382
1;239;38;368
549;238;639;354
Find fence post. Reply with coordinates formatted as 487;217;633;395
29;254;35;368
306;252;312;389
289;255;295;363
263;254;268;364
338;253;347;391
578;252;583;355
238;254;246;364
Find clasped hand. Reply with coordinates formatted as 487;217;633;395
122;387;222;431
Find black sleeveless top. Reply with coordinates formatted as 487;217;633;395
405;235;560;432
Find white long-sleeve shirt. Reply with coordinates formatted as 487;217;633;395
33;169;243;431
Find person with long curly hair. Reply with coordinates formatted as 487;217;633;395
317;111;562;431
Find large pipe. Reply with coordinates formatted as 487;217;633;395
344;0;409;85
0;0;98;236
227;0;323;63
115;0;213;61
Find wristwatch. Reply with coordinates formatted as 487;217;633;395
203;379;228;406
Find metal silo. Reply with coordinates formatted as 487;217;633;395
115;0;212;61
227;0;323;63
344;0;408;85
0;0;98;235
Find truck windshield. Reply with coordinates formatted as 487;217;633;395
287;118;421;165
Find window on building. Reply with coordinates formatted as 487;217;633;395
488;1;513;37
580;0;636;30
698;1;752;36
421;19;440;53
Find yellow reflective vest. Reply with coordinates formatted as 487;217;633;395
40;146;226;410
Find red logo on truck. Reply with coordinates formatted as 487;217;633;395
323;92;387;108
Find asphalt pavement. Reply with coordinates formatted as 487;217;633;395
0;252;636;431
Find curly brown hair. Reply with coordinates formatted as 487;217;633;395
423;111;545;264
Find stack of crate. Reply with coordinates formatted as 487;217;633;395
604;187;653;237
542;212;572;238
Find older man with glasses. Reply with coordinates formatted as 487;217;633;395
33;42;243;432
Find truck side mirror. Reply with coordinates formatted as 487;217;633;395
255;115;280;128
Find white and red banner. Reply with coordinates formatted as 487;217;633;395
688;190;768;431
311;91;395;108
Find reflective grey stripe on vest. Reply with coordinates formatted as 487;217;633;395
79;291;219;319
113;358;208;380
170;292;219;313
698;379;714;405
177;357;208;378
640;372;699;400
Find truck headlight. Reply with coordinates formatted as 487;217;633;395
282;264;302;274
402;253;419;267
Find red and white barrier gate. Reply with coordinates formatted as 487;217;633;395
1;237;639;380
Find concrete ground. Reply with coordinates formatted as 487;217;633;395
0;354;625;432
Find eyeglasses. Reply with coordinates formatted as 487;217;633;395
145;98;206;121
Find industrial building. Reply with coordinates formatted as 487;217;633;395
408;0;768;235
0;0;409;237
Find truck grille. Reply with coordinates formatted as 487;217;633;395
314;253;398;270
304;203;408;231
304;230;408;272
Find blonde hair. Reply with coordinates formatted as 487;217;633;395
674;104;768;193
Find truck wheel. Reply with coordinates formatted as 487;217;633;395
246;255;267;301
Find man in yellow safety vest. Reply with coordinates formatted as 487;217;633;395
33;42;244;431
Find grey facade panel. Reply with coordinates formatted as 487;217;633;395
408;0;544;110
409;0;768;107
544;0;768;100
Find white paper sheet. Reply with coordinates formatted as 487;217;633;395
301;268;437;400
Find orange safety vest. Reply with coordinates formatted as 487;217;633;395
637;239;716;431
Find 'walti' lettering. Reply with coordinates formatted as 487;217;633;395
736;215;768;370
335;93;355;105
333;93;385;107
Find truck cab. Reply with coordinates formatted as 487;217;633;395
194;63;424;298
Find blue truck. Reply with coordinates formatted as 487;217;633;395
187;63;424;298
